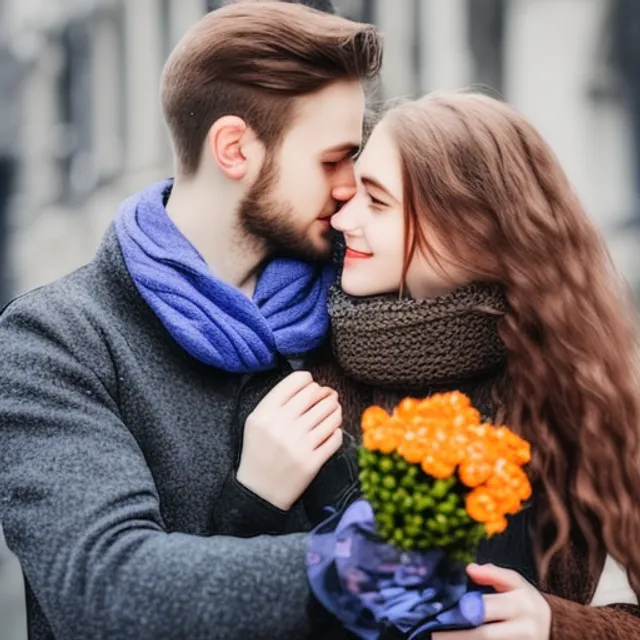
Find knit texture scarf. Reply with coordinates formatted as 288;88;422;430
115;180;335;373
329;282;508;389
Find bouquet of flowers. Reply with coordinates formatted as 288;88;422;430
307;391;532;640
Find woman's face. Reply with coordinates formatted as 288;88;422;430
331;120;466;298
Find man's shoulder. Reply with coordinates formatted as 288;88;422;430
0;255;117;355
2;225;128;330
0;263;124;392
3;263;97;321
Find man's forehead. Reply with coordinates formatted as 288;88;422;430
288;80;365;142
286;118;363;152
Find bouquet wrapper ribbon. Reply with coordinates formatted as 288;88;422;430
306;499;485;639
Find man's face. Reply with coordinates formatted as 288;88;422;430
238;79;364;262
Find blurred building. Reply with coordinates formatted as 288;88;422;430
1;0;637;297
1;0;203;210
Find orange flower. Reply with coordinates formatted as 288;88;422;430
494;426;531;465
364;427;401;454
394;397;421;420
362;429;377;451
463;439;497;466
465;487;499;523
485;516;508;535
509;466;533;502
421;455;456;480
458;460;493;488
397;430;427;463
361;406;390;432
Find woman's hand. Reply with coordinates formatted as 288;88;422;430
433;563;551;640
236;371;343;510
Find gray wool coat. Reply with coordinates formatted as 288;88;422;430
0;226;351;640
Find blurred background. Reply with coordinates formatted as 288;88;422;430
1;0;639;638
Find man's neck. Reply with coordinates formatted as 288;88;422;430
166;177;266;298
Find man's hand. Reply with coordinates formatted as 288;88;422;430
236;371;343;510
433;563;552;640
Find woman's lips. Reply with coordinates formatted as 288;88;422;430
345;247;373;260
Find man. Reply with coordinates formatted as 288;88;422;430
0;3;382;639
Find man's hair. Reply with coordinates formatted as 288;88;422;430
161;1;382;176
212;0;338;14
277;0;337;13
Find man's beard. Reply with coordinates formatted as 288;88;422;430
237;156;333;262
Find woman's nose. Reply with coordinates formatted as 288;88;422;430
331;196;358;232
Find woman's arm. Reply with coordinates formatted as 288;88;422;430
545;596;640;640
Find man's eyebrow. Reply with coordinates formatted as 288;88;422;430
323;143;361;155
360;174;399;202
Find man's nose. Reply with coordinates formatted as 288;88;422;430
331;162;357;203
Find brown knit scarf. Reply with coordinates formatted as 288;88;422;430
328;281;508;389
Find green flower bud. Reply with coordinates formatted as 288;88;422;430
393;488;408;504
401;474;416;489
446;493;459;506
405;525;421;539
400;537;414;550
449;550;467;565
436;534;452;546
436;502;455;515
407;465;419;478
383;502;397;516
402;496;414;511
415;495;435;511
379;457;394;473
426;518;439;532
432;478;455;499
382;475;397;490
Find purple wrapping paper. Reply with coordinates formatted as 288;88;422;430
307;499;484;639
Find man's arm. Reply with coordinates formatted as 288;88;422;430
0;297;332;640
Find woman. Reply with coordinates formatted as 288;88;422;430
237;92;640;639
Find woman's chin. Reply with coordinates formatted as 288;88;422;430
340;275;362;297
340;275;381;298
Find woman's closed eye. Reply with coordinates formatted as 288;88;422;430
368;193;387;208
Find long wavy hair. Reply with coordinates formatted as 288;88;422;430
383;92;640;592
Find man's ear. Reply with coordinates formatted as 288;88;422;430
205;116;250;181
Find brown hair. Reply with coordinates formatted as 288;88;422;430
384;91;640;592
161;1;382;176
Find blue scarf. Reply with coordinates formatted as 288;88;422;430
115;180;334;373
